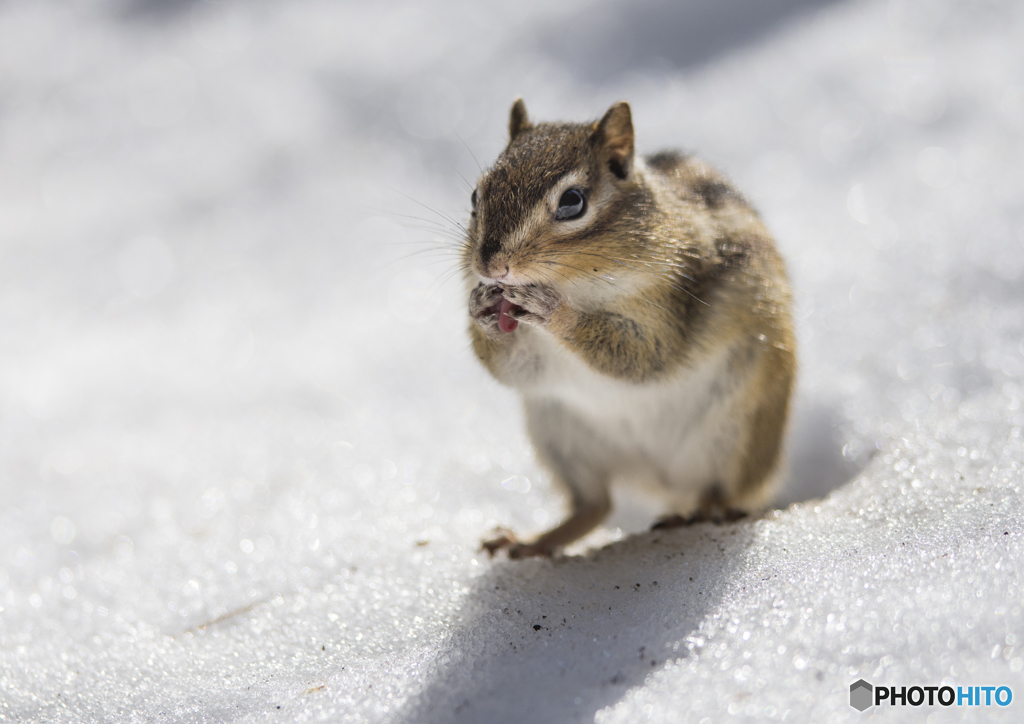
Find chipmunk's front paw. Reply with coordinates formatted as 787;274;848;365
469;283;504;333
500;284;562;328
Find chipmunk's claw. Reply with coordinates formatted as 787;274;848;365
469;283;504;333
499;284;561;328
482;528;553;558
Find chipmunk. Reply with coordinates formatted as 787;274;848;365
464;99;795;558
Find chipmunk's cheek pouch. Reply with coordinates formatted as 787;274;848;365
498;298;522;333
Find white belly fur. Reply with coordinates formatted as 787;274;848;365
514;326;750;514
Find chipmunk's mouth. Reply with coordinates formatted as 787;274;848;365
497;298;522;333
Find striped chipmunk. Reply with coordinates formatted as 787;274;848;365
464;99;796;558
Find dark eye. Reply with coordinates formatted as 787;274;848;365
471;189;478;211
555;188;586;220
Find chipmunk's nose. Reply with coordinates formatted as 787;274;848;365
474;240;511;281
476;262;509;282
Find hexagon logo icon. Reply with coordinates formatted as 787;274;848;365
850;679;873;711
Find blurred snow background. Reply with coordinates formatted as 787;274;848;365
1;0;1023;721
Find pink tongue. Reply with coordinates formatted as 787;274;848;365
498;298;520;333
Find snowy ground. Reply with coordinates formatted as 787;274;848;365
2;0;1023;721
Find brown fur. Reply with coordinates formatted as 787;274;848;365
463;101;797;557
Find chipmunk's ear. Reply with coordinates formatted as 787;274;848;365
593;101;634;180
509;98;531;142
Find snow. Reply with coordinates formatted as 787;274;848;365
1;0;1023;721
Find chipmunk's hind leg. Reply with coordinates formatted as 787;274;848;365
483;399;614;558
483;494;611;559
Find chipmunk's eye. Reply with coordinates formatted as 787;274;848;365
470;189;478;211
555;188;586;220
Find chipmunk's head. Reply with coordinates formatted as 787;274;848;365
464;99;648;291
